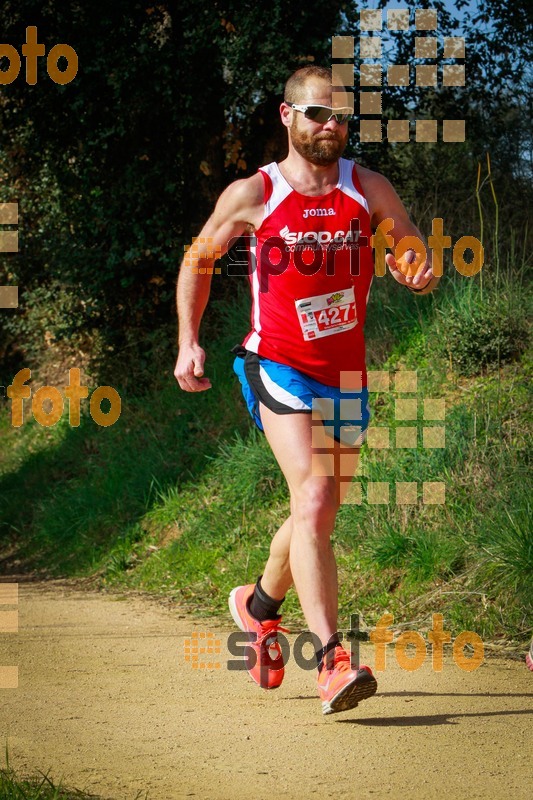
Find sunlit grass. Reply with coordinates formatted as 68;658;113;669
0;262;530;644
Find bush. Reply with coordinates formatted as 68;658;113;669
438;296;529;376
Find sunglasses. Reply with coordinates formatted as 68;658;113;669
286;102;352;125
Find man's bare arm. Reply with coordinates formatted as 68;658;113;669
175;174;264;392
359;168;440;295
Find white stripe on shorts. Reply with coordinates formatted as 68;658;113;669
258;365;311;411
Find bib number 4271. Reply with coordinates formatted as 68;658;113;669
295;287;357;341
316;304;352;327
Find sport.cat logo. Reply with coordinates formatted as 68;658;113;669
279;225;360;246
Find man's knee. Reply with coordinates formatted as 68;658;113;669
292;480;338;533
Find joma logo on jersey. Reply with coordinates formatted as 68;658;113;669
303;208;336;219
279;226;360;246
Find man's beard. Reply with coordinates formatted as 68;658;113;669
290;120;348;166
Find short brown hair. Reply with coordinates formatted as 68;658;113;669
284;66;332;104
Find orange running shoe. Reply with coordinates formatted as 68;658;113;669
228;584;289;690
317;644;377;715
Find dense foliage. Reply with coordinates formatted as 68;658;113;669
0;0;531;378
0;0;349;369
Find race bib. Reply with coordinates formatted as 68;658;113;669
295;287;357;341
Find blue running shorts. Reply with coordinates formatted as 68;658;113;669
232;347;370;446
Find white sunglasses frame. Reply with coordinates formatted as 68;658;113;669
285;102;353;124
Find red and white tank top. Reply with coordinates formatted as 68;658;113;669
242;157;374;387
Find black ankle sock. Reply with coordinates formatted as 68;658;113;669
249;576;285;622
316;636;341;672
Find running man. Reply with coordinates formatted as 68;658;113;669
175;66;439;715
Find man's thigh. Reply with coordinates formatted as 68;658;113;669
258;402;360;503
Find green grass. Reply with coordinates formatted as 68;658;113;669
0;766;149;800
0;261;531;646
0;766;106;800
0;295;250;575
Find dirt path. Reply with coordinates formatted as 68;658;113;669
1;583;531;800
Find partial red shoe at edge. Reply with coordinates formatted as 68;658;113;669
526;638;533;672
318;645;377;715
228;584;289;690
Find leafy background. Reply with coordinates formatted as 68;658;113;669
0;0;531;653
